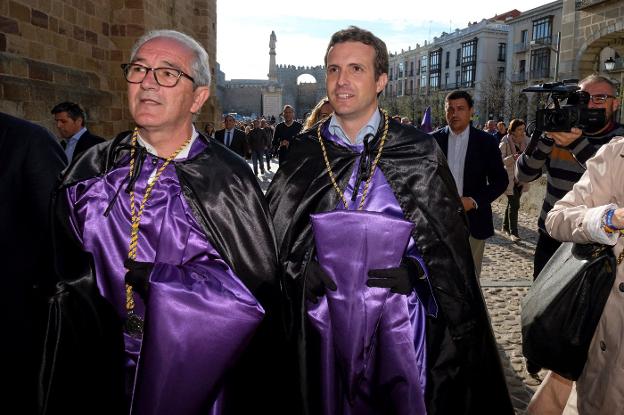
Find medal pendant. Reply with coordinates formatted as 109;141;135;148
125;312;144;338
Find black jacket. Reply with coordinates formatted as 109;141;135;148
215;128;248;158
40;133;287;414
266;115;514;415
73;129;105;160
0;112;67;414
432;126;508;239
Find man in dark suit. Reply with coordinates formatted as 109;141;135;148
215;114;247;157
431;90;508;277
51;101;105;163
0;112;67;414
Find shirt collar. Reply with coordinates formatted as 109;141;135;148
70;127;87;141
137;125;198;160
449;125;470;139
328;109;381;146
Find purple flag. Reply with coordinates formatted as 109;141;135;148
420;106;432;133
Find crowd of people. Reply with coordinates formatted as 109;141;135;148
2;24;623;415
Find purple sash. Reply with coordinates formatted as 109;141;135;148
131;263;264;414
308;209;427;415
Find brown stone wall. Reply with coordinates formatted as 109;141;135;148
0;0;218;138
560;0;624;79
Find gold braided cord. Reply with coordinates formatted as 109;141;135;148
317;122;349;209
357;113;389;210
317;110;389;210
125;128;193;314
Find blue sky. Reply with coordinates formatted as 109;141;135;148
217;0;552;80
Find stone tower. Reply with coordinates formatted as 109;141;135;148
268;30;277;81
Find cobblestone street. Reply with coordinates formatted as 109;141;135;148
255;159;542;413
484;199;543;414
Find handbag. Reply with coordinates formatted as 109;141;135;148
521;242;621;380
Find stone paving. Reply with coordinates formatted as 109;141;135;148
254;158;542;413
484;199;544;414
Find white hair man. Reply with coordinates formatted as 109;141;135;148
39;29;285;414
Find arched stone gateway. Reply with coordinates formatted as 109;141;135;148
574;24;624;76
277;66;327;117
218;32;327;121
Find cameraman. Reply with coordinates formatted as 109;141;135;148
517;74;623;282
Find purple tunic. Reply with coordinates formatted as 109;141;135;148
306;128;436;414
65;138;264;414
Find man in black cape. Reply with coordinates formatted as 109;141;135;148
39;30;287;415
266;26;513;414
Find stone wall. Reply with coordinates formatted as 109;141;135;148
560;0;624;79
220;84;263;117
0;0;218;138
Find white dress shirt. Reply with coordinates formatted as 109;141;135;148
328;110;381;146
65;127;87;162
447;126;470;195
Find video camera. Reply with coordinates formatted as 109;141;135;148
522;79;605;132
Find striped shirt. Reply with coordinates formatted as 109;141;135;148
516;123;624;231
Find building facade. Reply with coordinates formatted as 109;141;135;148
506;0;564;121
561;0;624;123
505;0;623;124
0;0;219;138
384;16;516;126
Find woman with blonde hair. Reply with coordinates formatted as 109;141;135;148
500;119;530;241
303;97;334;130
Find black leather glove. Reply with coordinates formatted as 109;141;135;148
366;258;425;295
124;259;153;301
304;259;337;304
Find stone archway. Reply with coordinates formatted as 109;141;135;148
296;73;323;117
573;14;624;77
275;65;327;118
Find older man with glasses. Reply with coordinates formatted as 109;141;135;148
516;73;624;378
39;30;286;414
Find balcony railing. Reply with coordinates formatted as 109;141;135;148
443;82;461;90
514;42;528;53
529;67;552;80
530;37;553;48
576;0;609;10
511;72;526;83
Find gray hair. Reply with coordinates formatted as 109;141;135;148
129;29;211;88
579;74;617;94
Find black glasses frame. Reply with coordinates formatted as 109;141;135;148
121;63;195;87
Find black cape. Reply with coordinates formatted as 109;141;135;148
266;116;514;414
40;132;289;414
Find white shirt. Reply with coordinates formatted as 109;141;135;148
328;110;381;146
65;127;87;162
138;125;199;181
447;126;470;195
224;128;235;146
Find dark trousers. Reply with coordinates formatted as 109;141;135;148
264;149;272;170
278;146;289;166
503;185;522;236
251;149;266;175
533;228;562;279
